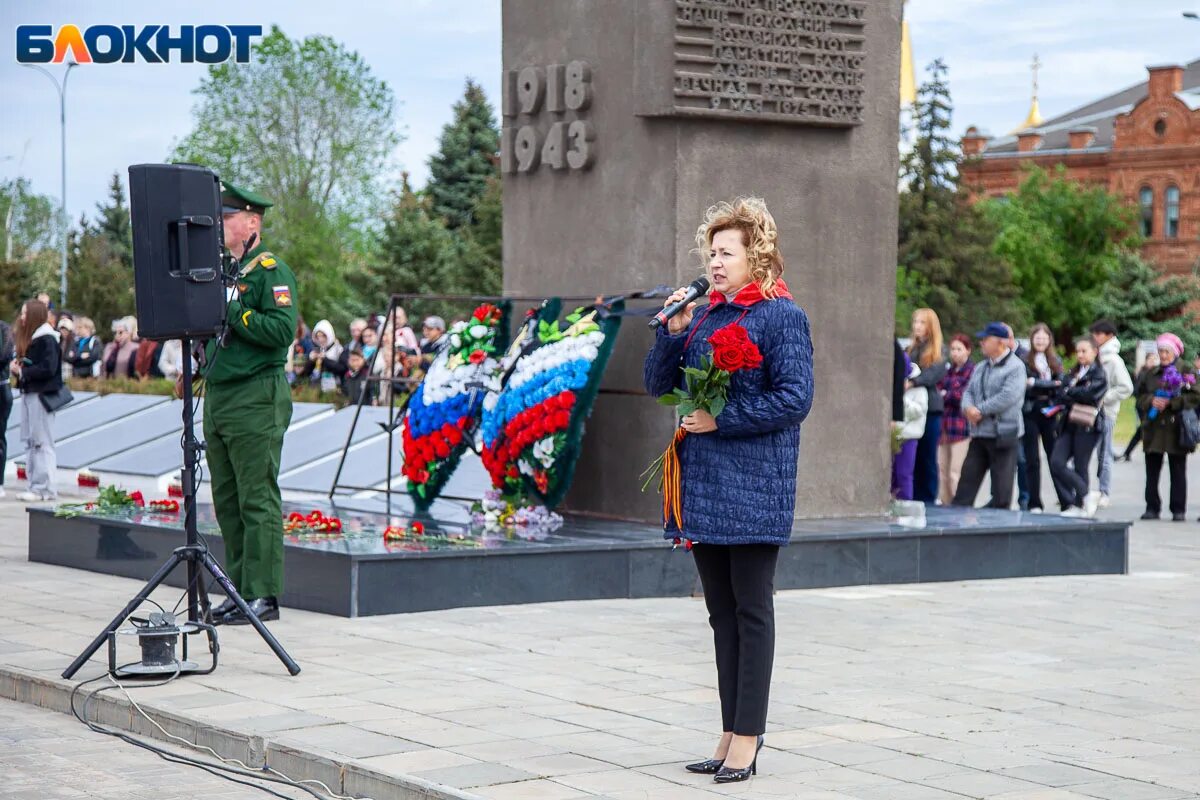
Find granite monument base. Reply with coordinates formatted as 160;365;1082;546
27;503;1129;618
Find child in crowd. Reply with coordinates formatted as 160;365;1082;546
892;354;929;500
341;349;376;405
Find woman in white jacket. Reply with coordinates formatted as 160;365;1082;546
1089;321;1133;508
892;355;929;500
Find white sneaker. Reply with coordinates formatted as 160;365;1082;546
1084;491;1101;518
0;487;6;499
1061;507;1087;518
1097;493;1111;509
17;491;43;502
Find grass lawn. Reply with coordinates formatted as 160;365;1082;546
1113;396;1138;444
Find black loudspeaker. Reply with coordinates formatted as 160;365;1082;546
128;163;227;342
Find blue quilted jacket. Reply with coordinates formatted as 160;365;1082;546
643;282;815;545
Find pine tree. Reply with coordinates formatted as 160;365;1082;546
897;59;1020;336
95;172;132;269
456;175;502;296
375;174;460;321
426;80;500;230
1093;251;1200;358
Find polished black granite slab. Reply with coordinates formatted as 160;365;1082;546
27;503;1130;617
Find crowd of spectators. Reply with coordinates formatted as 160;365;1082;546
891;307;1200;521
13;290;461;412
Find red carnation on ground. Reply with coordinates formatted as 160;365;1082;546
469;349;486;365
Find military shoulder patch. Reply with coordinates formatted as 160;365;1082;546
272;285;292;307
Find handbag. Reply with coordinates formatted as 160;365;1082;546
39;384;74;413
1180;409;1200;450
1066;403;1098;429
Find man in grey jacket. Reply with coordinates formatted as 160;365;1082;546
952;322;1027;509
1089;320;1134;507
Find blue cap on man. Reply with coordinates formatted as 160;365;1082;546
975;322;1009;339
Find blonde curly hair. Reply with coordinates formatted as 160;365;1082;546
695;197;786;298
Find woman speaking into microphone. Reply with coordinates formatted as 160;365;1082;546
644;197;814;783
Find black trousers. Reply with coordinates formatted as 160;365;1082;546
1122;426;1143;459
0;384;11;485
951;436;1018;509
1022;411;1064;510
1050;425;1100;508
1145;452;1187;515
913;412;942;504
691;543;779;736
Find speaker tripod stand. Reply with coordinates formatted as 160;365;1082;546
62;338;300;679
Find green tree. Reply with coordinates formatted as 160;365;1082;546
427;80;500;230
372;175;460;322
1093;251;1200;358
172;25;400;324
984;165;1139;343
1;177;58;263
67;176;136;326
0;178;60;315
455;175;502;296
897;59;1019;336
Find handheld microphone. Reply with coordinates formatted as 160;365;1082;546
649;277;710;330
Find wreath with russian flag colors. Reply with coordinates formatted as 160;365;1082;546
402;302;510;510
480;299;622;508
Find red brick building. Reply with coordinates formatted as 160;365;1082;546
959;60;1200;275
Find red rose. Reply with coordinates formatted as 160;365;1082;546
411;521;425;535
740;340;763;369
711;344;745;372
469;349;486;365
129;491;146;507
709;324;756;372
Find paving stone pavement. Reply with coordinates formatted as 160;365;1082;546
0;695;308;799
0;456;1198;799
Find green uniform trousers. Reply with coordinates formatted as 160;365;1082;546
203;370;292;599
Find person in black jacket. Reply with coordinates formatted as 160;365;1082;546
12;300;63;501
0;318;14;498
907;309;948;504
1050;337;1108;518
63;316;103;378
1022;323;1066;511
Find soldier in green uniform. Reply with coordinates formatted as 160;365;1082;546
205;182;297;625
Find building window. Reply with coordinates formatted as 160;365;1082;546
1166;185;1180;239
1140;186;1154;237
1154;119;1167;137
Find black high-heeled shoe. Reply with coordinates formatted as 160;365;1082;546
713;735;763;783
684;757;724;774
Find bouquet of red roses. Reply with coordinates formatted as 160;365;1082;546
642;324;763;528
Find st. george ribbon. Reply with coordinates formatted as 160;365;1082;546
648;277;710;330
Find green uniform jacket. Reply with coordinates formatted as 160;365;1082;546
204;244;298;385
1135;361;1200;455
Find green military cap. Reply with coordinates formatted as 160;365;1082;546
220;181;273;215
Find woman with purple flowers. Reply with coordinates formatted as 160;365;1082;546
1135;333;1199;520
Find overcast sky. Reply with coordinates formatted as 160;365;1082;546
1;1;1197;223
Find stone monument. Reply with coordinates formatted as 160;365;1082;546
502;0;902;520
